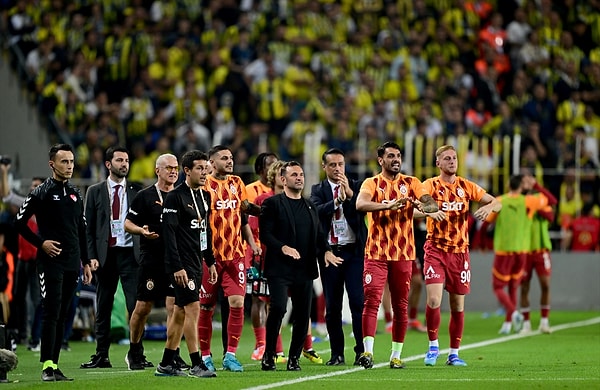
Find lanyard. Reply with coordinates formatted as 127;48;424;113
189;187;208;228
154;183;163;205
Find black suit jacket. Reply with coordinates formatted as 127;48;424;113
85;179;141;266
259;193;330;281
309;178;367;258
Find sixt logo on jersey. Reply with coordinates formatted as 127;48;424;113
190;219;206;230
441;201;465;211
216;199;238;210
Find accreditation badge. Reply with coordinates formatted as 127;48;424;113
110;220;124;236
200;229;207;251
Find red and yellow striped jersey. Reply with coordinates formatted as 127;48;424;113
360;173;429;261
204;175;248;261
423;176;487;253
246;180;271;203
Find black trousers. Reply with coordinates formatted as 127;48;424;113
321;245;364;357
38;262;78;364
265;277;312;359
94;247;138;355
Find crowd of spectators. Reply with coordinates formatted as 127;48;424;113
1;0;599;245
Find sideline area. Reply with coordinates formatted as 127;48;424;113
243;317;600;390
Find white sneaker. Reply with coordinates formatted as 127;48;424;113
498;322;511;334
538;323;552;334
519;321;532;334
511;311;524;333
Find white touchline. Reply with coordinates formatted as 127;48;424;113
242;317;600;390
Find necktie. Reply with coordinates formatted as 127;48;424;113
331;185;341;244
110;184;121;246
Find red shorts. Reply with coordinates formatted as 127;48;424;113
492;252;526;289
363;259;412;306
423;241;471;295
200;257;246;306
523;250;552;281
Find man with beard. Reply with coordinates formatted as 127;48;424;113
259;161;342;371
81;146;144;369
355;142;438;369
197;145;261;372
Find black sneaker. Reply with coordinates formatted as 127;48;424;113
125;351;145;370
41;367;55;382
141;354;154;368
357;352;374;369
154;364;187;377
54;368;74;381
61;341;71;351
261;352;276;371
173;353;191;370
189;362;217;378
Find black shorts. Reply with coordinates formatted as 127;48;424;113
136;260;173;302
171;273;201;307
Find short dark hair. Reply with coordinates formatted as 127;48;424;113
181;150;208;170
208;145;230;158
105;146;129;162
49;144;73;160
32;176;46;183
321;148;344;163
281;160;301;177
254;152;278;175
509;174;523;190
377;142;401;158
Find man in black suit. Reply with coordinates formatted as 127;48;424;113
81;146;143;369
310;148;366;366
259;161;342;372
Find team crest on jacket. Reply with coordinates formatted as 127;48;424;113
70;194;77;202
464;261;469;270
457;188;465;197
399;184;408;196
364;273;372;285
238;263;244;271
146;279;154;291
188;280;196;290
230;184;237;194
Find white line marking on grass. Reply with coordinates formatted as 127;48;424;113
242;317;600;390
293;377;594;383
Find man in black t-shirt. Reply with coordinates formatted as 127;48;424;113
124;153;189;370
154;150;217;379
259;161;342;372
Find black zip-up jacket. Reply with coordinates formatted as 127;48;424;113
15;178;89;271
162;182;215;275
